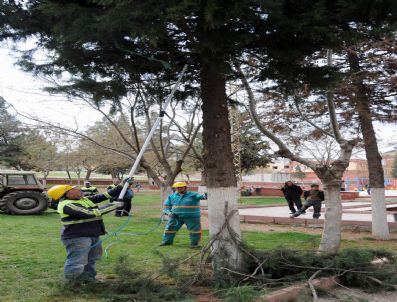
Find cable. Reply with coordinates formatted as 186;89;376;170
102;212;172;257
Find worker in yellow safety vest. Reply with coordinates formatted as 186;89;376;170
81;181;98;196
47;183;125;284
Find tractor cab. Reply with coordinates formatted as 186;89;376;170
0;170;49;215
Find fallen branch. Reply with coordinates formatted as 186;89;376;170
308;270;322;302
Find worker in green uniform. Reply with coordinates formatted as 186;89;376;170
81;181;98;196
160;182;207;248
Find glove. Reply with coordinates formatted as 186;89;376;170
169;213;178;219
122;177;134;185
203;193;208;199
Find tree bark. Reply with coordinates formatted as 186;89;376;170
110;170;118;180
85;168;92;181
318;183;342;254
314;142;355;254
201;59;243;270
347;50;390;240
160;185;173;205
42;171;49;187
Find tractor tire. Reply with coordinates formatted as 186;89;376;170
0;191;49;215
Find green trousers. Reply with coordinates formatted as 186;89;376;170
162;216;201;246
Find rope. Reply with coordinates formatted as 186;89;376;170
102;212;169;257
61;211;174;258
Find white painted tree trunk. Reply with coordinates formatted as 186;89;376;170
319;185;342;255
198;185;208;206
371;187;390;240
207;187;243;269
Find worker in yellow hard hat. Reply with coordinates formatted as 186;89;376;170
47;181;128;284
81;181;99;196
160;181;207;248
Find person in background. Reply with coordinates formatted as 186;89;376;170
290;183;325;219
281;181;303;214
134;182;142;192
340;180;346;191
365;183;371;195
81;181;98;196
107;179;120;191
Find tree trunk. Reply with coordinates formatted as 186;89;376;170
65;169;72;184
348;51;390;240
42;171;49;187
314;149;354;255
110;170;118;180
85;168;92;181
318;183;342;255
160;184;173;205
201;59;243;270
76;171;81;186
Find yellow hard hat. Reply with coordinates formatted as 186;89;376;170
172;182;187;188
47;185;75;201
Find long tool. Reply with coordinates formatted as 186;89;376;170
117;64;188;200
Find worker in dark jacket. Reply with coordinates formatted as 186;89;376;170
290;183;325;219
281;181;303;214
47;183;125;283
80;181;99;196
107;180;120;191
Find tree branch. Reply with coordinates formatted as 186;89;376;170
236;65;316;170
326;49;344;143
294;97;334;138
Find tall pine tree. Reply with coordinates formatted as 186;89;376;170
1;0;396;262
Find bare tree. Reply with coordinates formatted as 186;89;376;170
237;61;357;255
21;131;58;186
7;88;202;201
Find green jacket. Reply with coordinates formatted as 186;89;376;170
163;191;206;218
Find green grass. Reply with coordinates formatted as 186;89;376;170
239;196;287;205
1;193;396;302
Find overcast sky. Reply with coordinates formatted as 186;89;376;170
0;48;103;131
1;47;396;154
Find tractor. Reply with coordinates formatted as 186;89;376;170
0;170;49;215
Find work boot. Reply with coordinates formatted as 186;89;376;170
190;244;201;249
159;242;172;246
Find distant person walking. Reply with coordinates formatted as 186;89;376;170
281;181;303;214
365;184;371;195
290;183;325;219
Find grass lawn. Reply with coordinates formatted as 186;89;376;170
239;196;287;205
1;192;396;302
